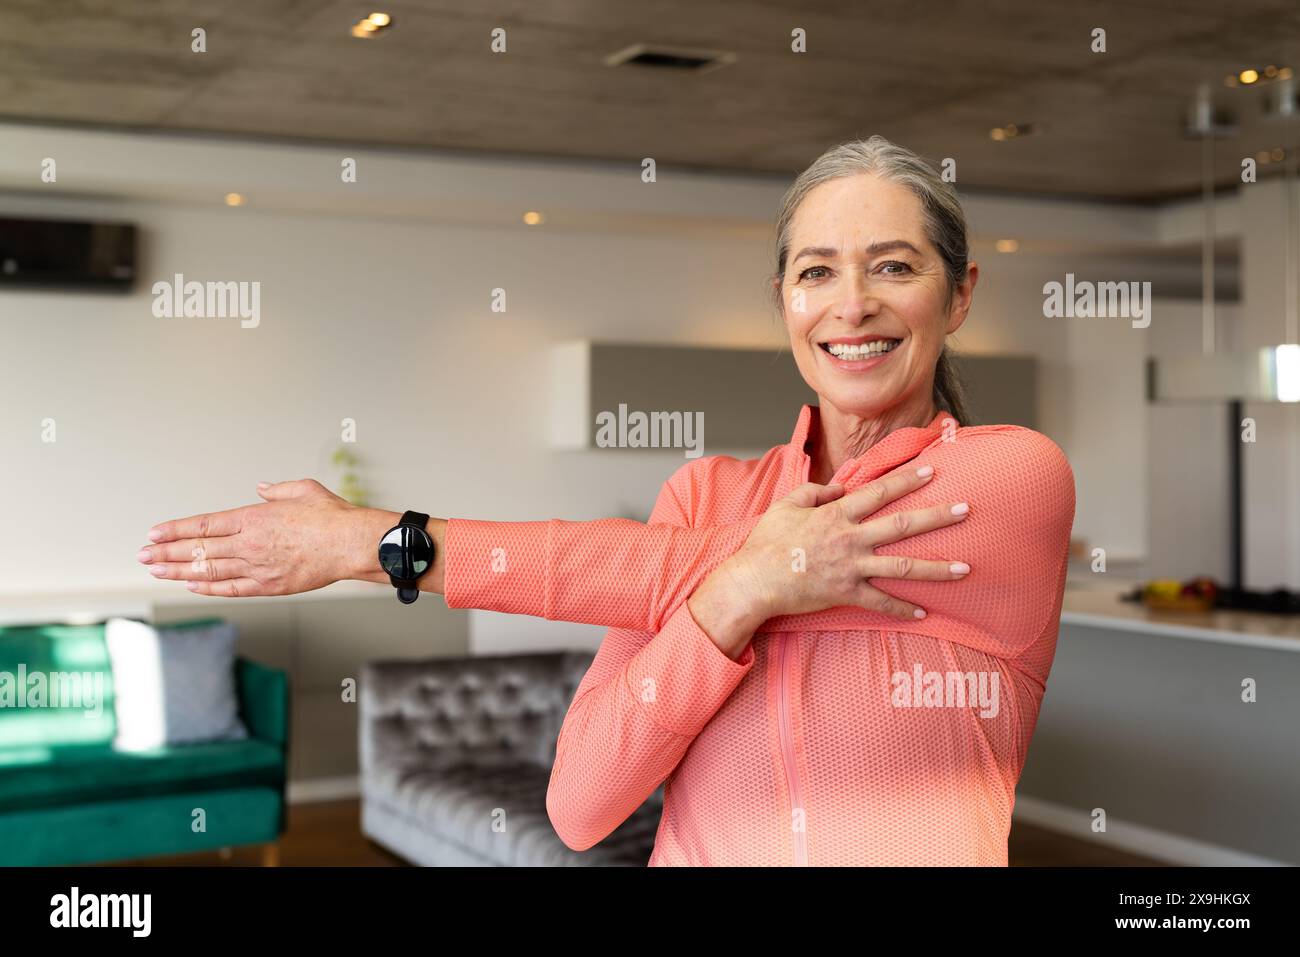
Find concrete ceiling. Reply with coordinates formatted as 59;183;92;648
3;0;1300;201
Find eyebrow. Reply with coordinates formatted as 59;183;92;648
791;240;922;263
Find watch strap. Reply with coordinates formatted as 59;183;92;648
400;510;429;530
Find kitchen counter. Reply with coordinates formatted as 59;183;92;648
1061;579;1300;653
1020;575;1300;865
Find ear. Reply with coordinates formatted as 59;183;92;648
945;261;978;335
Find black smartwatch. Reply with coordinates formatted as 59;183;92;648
378;510;434;604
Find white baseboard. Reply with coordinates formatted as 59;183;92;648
1013;794;1292;867
287;776;360;805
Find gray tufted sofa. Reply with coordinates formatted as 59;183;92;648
360;650;663;866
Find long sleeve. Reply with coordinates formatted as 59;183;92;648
542;476;755;851
442;512;756;630
444;426;1075;662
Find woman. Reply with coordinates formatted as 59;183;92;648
139;136;1075;866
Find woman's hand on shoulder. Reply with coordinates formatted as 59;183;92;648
688;464;973;653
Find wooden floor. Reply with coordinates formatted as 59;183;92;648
114;799;1163;867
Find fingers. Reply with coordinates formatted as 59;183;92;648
837;463;935;523
185;578;266;598
144;557;251;583
860;500;969;548
137;536;242;565
861;554;971;582
147;507;242;544
781;481;846;509
856;583;928;620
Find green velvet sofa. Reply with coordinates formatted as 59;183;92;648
0;618;289;866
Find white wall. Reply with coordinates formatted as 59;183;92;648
0;190;780;648
0;123;1241;651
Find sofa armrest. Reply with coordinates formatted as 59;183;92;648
236;656;290;748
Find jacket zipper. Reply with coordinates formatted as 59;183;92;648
775;448;815;866
777;633;807;866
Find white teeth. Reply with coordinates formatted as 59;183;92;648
825;339;899;359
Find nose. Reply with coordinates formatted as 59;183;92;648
833;268;882;324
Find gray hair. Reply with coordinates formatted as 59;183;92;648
771;135;973;425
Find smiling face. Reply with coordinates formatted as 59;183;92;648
777;173;977;422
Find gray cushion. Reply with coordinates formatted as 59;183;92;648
105;617;248;749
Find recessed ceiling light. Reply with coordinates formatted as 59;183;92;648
1263;149;1295;165
225;192;245;207
351;13;392;38
1227;65;1291;88
523;211;544;226
995;239;1019;253
989;123;1036;141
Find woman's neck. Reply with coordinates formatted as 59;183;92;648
807;392;938;485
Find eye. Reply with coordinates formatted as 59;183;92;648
797;265;830;281
879;260;913;275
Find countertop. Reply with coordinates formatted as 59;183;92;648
1061;578;1300;652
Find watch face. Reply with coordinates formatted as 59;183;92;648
378;525;433;580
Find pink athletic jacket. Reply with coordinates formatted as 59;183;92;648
443;405;1076;865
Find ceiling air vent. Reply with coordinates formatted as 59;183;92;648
604;43;736;74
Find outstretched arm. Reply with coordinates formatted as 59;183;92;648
442;426;1075;660
442;514;758;631
139;426;1072;662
